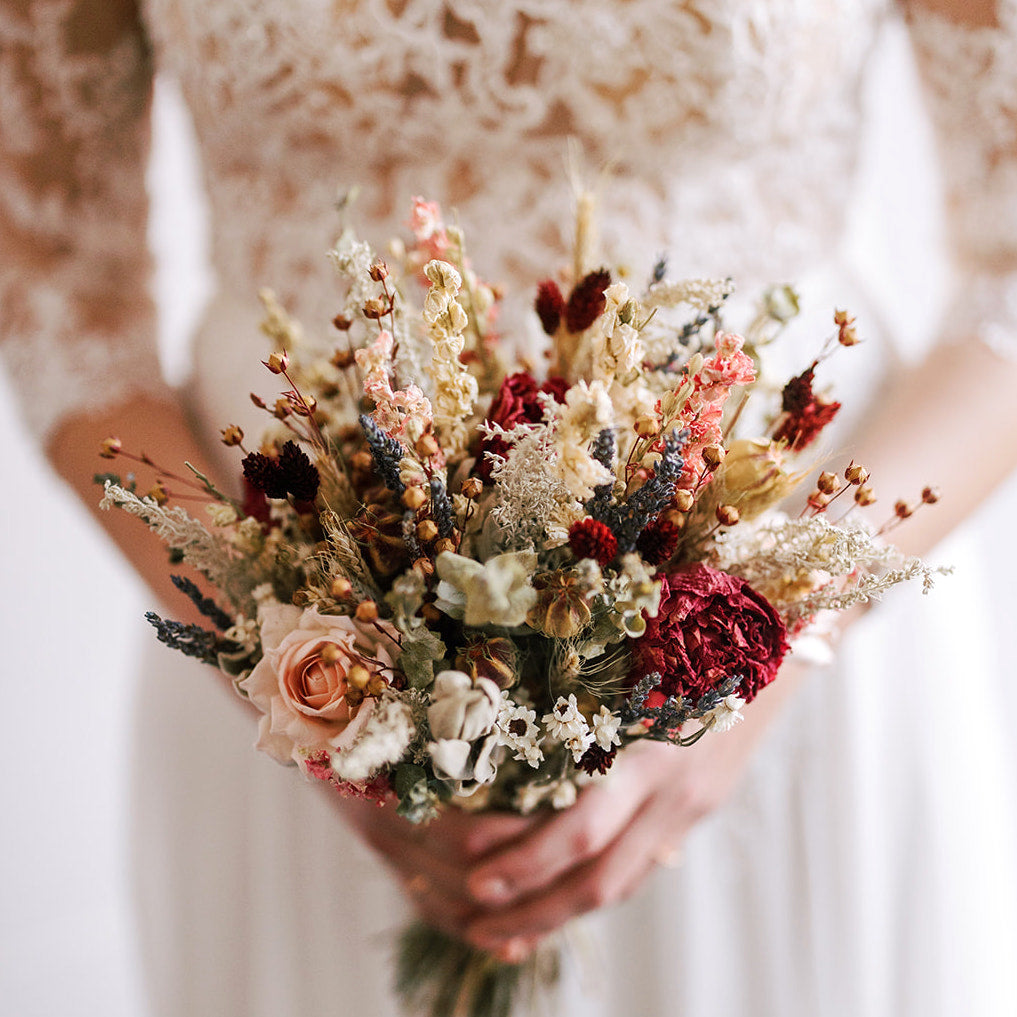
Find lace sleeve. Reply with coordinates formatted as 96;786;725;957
904;0;1017;358
0;0;168;441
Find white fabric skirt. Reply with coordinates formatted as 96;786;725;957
130;492;1017;1017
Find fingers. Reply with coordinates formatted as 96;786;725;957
465;797;667;951
465;780;645;907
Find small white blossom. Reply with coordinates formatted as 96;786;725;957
224;614;259;652
707;695;746;733
549;779;578;810
495;694;544;768
591;706;622;750
543;694;593;762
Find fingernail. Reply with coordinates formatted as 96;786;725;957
497;939;529;965
471;876;511;903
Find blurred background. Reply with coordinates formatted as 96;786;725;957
2;17;1015;1016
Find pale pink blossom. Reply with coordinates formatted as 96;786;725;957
240;603;398;769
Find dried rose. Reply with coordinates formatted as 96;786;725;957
629;563;788;705
240;603;397;768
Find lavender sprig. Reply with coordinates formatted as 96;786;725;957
145;612;239;666
429;477;455;538
170;575;235;631
360;414;406;495
588;432;686;553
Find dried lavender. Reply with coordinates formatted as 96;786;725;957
145;612;238;666
360;414;406;495
621;672;742;743
401;511;423;561
170;575;235;630
429;477;455;538
588;432;686;553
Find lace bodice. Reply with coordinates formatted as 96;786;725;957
3;0;1017;438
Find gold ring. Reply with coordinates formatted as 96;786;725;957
406;874;430;896
653;846;683;869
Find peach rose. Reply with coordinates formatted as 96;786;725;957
240;602;398;767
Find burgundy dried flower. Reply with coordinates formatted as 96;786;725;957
535;280;566;335
278;441;320;503
241;441;320;502
772;366;841;450
569;517;619;567
477;372;569;481
635;517;680;566
630;563;788;705
578;743;618;776
565;268;611;333
242;451;289;499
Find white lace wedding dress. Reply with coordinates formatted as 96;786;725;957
3;2;1017;1015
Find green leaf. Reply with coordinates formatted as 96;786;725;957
399;628;446;689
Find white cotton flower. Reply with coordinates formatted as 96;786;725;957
426;670;502;788
591;706;622;750
708;695;746;733
251;582;277;605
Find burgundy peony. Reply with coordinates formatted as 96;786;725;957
477;371;569;481
630;563;788;705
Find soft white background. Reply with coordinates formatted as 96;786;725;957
1;20;1015;1015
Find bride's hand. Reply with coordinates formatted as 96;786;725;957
461;659;810;960
339;660;809;958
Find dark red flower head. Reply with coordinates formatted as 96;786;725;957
241;440;320;503
535;280;566;336
630;563;788;705
565;269;611;333
772;366;841;450
569;517;619;567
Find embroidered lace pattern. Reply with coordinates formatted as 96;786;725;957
906;1;1017;357
0;1;168;439
4;0;1017;440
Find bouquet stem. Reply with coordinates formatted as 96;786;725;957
395;921;564;1017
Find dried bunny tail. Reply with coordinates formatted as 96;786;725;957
100;482;260;612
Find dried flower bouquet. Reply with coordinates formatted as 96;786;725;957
98;197;942;1017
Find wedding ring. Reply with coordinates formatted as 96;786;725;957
653;846;683;869
406;874;430;896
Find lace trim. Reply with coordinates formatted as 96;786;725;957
0;0;162;439
906;4;1017;272
142;0;884;318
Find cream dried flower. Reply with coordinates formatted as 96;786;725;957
434;550;538;628
543;694;593;762
591;706;622;750
495;694;544;768
423;260;477;456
